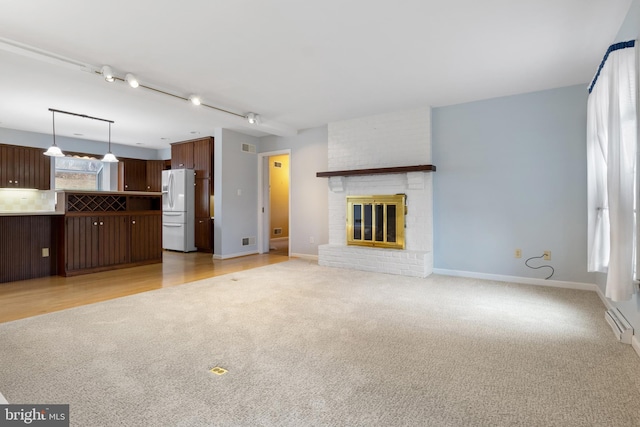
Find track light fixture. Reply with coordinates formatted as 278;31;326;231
125;73;139;88
101;65;114;82
189;95;201;106
246;112;260;125
101;122;118;162
43;109;65;157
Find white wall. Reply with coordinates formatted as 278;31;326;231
213;129;260;258
259;126;329;258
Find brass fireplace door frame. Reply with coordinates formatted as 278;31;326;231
346;194;406;249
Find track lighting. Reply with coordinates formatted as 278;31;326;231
101;65;114;82
246;113;260;125
189;95;201;106
43;110;65;157
125;73;139;88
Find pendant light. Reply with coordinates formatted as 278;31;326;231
101;122;118;162
44;110;65;157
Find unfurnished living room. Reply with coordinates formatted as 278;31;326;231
1;1;640;426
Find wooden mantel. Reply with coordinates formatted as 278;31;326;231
316;164;436;178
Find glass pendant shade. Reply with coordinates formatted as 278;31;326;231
44;145;64;157
102;152;118;162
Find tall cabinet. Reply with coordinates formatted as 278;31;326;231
171;137;214;252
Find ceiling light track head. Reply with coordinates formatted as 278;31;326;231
189;94;202;106
125;73;139;88
101;65;114;82
246;112;261;125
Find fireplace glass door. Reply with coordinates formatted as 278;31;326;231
347;194;405;249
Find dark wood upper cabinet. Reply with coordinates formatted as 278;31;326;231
171;142;194;169
118;158;147;192
0;144;50;190
146;160;165;192
193;138;213;179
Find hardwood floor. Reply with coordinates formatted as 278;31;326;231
0;251;290;324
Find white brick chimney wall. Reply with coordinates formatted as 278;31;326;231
319;107;433;277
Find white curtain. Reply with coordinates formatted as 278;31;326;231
587;41;637;302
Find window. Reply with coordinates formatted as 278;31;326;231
54;156;104;190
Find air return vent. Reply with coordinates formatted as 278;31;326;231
605;308;633;344
274;161;282;168
241;143;256;154
273;228;282;235
241;237;256;246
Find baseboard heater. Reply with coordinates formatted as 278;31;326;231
604;308;633;344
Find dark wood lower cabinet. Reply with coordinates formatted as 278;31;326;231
0;215;60;283
195;217;212;252
63;213;161;276
130;214;162;262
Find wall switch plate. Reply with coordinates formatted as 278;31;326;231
310;236;315;244
543;250;551;261
42;248;49;257
515;249;522;258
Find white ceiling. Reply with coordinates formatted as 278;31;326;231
0;0;632;150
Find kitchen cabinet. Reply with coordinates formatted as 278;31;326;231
195;218;212;251
130;213;162;262
171;137;214;251
59;191;162;276
0;214;60;283
119;158;147;191
171;142;194;169
64;215;129;271
146;160;165;192
193;137;213;179
0;143;50;189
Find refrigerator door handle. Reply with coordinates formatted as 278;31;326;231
163;223;183;228
168;172;175;209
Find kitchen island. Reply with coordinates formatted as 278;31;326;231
0;190;163;283
58;190;162;276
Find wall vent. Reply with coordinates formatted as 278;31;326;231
274;161;282;168
241;237;256;246
241;143;256;154
273;228;282;235
605;308;633;344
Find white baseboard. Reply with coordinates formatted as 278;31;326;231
213;250;259;260
291;253;318;261
0;391;7;404
432;268;598;292
632;335;640;359
593;284;614;310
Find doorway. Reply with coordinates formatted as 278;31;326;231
258;150;291;256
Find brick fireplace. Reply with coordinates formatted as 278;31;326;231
317;107;434;278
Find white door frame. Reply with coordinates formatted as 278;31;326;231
257;149;291;255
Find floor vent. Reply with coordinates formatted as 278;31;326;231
241;143;256;154
605;308;633;344
242;237;256;246
209;366;228;376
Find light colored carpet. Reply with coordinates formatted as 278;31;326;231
1;260;639;426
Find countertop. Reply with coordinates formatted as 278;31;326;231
0;210;64;216
56;190;162;196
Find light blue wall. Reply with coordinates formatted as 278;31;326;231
432;84;595;283
259;126;329;257
0;127;162;160
213;129;259;258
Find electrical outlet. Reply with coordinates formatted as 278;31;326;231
514;249;522;258
543;250;551;261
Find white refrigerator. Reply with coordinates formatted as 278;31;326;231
162;169;197;252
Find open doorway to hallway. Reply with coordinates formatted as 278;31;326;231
268;154;290;256
258;150;291;256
